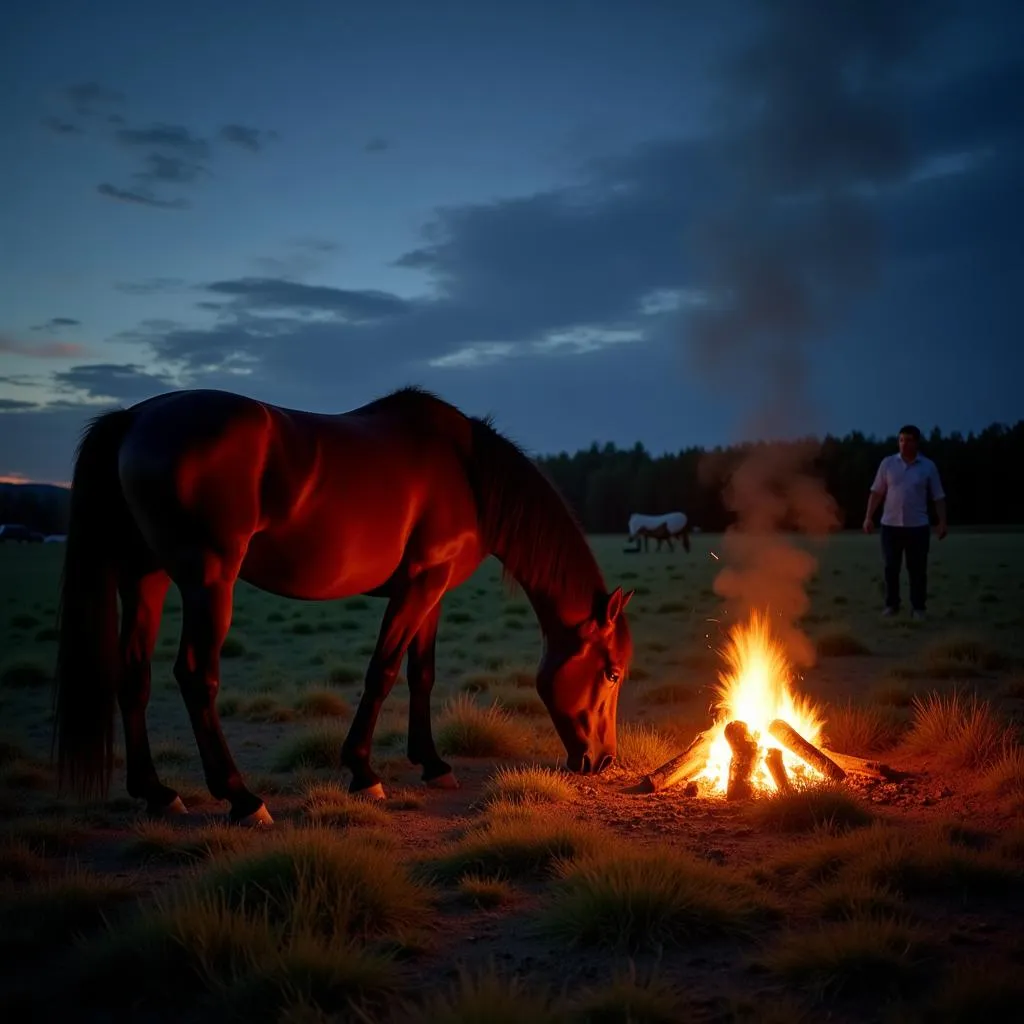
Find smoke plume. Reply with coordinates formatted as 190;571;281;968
687;0;930;663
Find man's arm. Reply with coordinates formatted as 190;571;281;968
864;461;886;533
929;463;948;539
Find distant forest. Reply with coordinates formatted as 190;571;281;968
2;421;1021;537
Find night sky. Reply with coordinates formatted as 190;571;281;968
2;0;1021;482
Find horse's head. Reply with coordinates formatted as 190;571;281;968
537;586;634;774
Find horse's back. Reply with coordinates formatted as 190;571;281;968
115;387;484;597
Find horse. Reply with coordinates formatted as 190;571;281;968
624;511;691;554
53;386;634;826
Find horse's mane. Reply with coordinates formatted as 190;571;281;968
466;413;604;611
362;385;603;611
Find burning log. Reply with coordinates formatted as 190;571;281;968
820;748;912;783
724;720;758;801
765;747;792;794
768;719;846;782
640;732;707;793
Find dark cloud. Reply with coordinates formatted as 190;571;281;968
0;399;37;411
204;278;411;320
364;137;390;153
97;183;188;210
133;153;208;185
113;278;189;295
65;81;125;112
41;117;81;135
115;123;210;160
30;318;81;332
219;124;273;152
52;364;176;403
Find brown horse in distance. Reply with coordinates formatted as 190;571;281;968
54;387;634;825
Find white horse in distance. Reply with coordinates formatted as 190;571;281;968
626;511;691;553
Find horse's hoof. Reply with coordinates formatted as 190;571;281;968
236;803;275;828
148;795;188;817
351;782;386;801
425;771;460;790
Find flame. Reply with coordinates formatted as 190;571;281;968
695;610;826;794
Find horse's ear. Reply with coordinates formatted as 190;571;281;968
602;586;632;627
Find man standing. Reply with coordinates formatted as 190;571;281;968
863;425;948;619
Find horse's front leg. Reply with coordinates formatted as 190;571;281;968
341;566;450;799
405;606;457;788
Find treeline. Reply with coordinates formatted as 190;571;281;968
2;421;1022;537
0;484;70;536
536;421;1024;533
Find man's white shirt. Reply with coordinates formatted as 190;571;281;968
871;453;945;528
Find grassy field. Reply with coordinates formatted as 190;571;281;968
1;530;1023;1022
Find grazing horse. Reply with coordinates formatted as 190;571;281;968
625;511;692;554
54;387;634;825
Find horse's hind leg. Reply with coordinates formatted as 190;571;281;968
406;607;457;789
118;569;183;815
172;552;270;826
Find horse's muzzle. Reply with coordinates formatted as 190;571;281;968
566;752;615;775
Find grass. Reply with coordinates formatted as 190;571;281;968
1;533;1023;1022
480;764;576;807
538;845;777;952
421;805;604;883
822;700;905;754
901;689;1013;769
435;694;527;758
757;915;935;1001
746;781;875;833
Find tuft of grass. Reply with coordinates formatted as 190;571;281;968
747;781;874;833
924;633;1011;672
422;805;604;883
815;627;871;657
192;827;434;945
539;845;776;952
480;765;575;808
756;915;935;1000
273;725;348;771
151;740;192;766
326;664;362;685
456;874;517;909
0;659;49;688
0;868;138;958
126;821;261;863
823;701;905;754
614;723;677;775
567;965;687;1024
3;816;91;855
982;744;1024;804
902;689;1011;769
808;877;905;922
762;821;1023;901
401;965;560;1024
293;688;351;719
435;695;526;758
301;783;390;828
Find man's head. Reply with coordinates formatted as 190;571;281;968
898;424;921;462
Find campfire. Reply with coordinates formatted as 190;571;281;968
642;610;857;797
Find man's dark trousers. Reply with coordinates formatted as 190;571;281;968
881;525;931;611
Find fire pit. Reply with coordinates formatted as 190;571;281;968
641;611;904;797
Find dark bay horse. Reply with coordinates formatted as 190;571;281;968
54;387;634;825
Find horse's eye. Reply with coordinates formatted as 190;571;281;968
605;669;620;685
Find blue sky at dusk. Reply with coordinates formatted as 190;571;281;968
1;0;1021;482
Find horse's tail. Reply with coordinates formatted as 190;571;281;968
54;407;136;799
